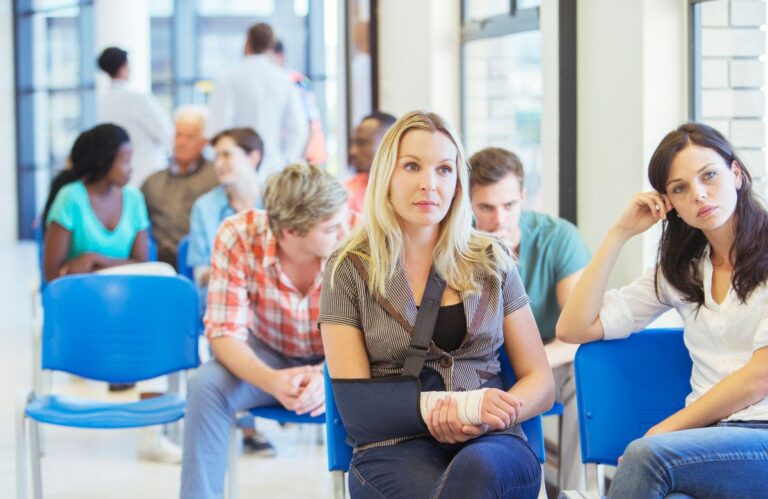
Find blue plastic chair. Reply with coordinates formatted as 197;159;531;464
16;275;201;499
572;328;691;494
177;235;194;280
147;229;159;262
324;349;548;499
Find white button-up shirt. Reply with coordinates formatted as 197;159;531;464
97;81;173;187
206;55;309;181
599;246;768;422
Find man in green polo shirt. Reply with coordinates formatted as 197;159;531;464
469;147;590;492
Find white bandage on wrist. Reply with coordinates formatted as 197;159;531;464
419;388;489;425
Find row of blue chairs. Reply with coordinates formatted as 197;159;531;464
17;273;691;498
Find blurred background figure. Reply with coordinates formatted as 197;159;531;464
141;105;218;268
96;47;173;187
346;112;396;213
206;23;308;181
272;39;327;167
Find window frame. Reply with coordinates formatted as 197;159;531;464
459;0;577;223
14;0;95;239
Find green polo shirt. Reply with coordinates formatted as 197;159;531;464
516;211;590;342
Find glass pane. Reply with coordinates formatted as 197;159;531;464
694;0;767;195
32;0;79;9
517;0;541;8
463;30;543;207
48;91;81;165
465;0;510;20
150;17;173;84
45;8;80;88
198;0;275;16
149;0;174;17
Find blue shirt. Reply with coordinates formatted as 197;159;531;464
46;180;150;260
187;185;263;269
517;211;590;342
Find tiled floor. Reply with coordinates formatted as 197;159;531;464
1;242;336;498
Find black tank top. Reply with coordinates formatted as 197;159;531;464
430;302;467;352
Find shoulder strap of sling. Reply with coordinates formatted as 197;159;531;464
347;253;446;378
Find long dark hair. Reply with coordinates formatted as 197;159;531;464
41;124;130;228
648;122;768;305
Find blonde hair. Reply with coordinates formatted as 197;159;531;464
333;110;512;296
264;163;348;236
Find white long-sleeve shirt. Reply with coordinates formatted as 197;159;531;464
599;245;768;422
206;54;309;181
97;81;173;187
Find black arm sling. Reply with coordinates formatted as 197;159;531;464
330;258;447;447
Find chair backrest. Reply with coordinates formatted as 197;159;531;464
574;328;691;466
323;348;547;472
177;235;194;280
498;348;545;464
41;274;200;383
147;229;159;262
324;367;354;471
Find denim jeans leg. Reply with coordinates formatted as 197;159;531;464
179;359;278;499
607;426;768;499
430;434;541;499
180;338;318;499
348;438;450;499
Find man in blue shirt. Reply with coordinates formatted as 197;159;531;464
469;147;590;492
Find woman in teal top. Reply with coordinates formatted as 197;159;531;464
42;123;151;282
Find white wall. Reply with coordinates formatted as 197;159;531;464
0;1;18;243
377;0;461;124
577;0;688;288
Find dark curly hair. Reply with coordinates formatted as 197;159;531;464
648;122;768;306
41;123;130;227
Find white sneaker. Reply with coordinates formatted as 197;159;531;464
137;429;182;464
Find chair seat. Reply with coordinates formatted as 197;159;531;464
247;405;324;424
26;393;186;429
543;402;565;417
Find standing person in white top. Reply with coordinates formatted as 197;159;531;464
96;47;173;187
206;23;309;180
557;123;768;499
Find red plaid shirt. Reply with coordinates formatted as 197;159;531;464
205;209;325;358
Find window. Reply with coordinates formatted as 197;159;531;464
14;0;94;239
463;31;543;202
461;0;576;220
691;0;767;195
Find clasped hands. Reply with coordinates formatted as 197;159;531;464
425;388;524;444
267;365;325;417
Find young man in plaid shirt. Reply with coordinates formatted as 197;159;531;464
181;164;351;499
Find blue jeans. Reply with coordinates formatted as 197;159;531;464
349;433;541;499
179;337;320;499
607;423;768;499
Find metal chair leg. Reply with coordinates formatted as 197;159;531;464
225;426;240;499
29;420;42;499
332;470;346;499
596;464;606;497
538;464;548;499
15;397;28;499
586;463;605;496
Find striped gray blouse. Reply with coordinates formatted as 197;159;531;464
319;249;531;446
